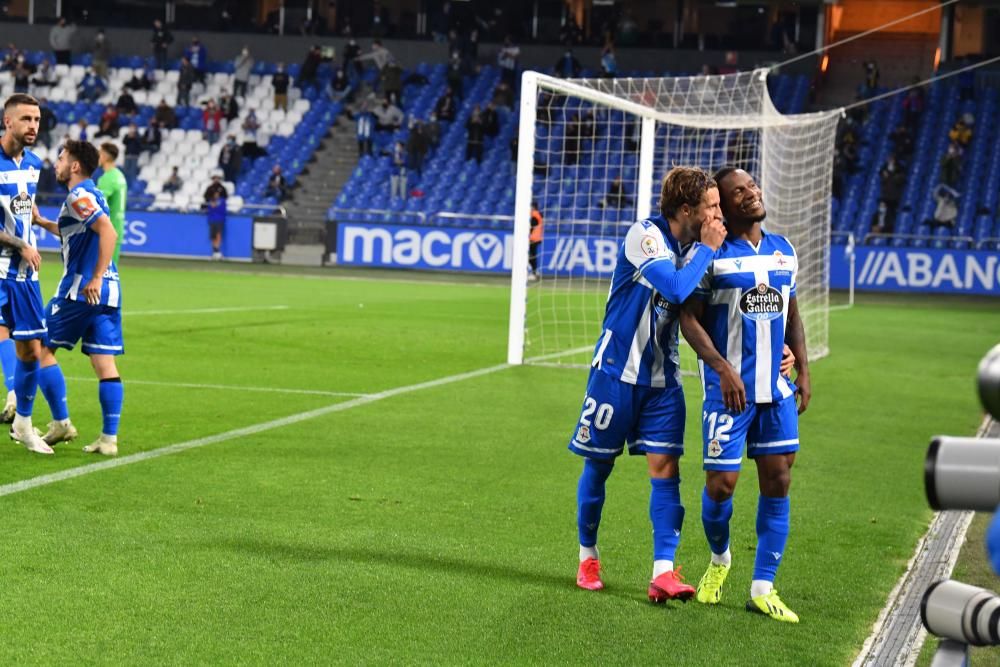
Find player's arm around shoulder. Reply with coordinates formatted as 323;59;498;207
622;220;673;272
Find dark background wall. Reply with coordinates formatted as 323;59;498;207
0;24;817;75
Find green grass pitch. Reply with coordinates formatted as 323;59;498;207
0;258;995;665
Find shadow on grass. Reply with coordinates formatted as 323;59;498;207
212;537;652;603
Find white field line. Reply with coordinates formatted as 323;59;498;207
0;363;510;499
126;305;290;316
63;376;370;398
852;414;994;667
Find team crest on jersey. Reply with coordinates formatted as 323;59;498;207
708;439;722;457
739;282;783;321
640;235;659;257
10;191;32;216
576;425;592;444
772;250;793;275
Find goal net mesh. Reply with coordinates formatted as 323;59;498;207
514;70;840;371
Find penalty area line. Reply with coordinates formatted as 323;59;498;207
126;305;290;316
63;376;371;398
0;362;510;499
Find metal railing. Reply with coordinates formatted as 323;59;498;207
428;212;514;228
328;208;427;225
977;237;1000;250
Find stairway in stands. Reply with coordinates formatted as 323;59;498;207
281;105;361;263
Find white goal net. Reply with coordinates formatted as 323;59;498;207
507;69;841;370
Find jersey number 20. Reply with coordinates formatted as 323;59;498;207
581;397;614;430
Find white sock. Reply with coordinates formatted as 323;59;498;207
13;413;31;433
57;418;71;427
751;579;773;598
711;549;732;567
101;433;118;443
652;560;674;578
580;545;599;562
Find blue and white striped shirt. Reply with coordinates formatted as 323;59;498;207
54;179;121;308
0;146;42;282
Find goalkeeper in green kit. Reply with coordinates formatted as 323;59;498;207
97;143;127;262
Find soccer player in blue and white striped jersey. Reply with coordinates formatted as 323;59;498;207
0;93;57;454
680;167;811;623
569;167;727;599
33;140;123;456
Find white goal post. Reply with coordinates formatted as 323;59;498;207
507;69;841;369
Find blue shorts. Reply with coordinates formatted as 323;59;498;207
45;298;124;356
0;280;47;340
567;368;685;461
701;394;799;471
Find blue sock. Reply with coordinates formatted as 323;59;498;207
0;339;15;392
650;477;684;562
702;487;734;555
577;458;614;548
753;495;791;583
14;358;39;417
99;378;124;436
38;364;69;421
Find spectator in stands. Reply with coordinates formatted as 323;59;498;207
272;63;291;111
492;81;513;109
343;37;362;78
12;56;31;94
265;165;288;201
563;113;583;165
154;98;177;129
600;45;617;78
142;120;162;153
406;119;429;175
206;191;226;261
862;60;879;97
388;141;407;199
31;60;57;91
74;118;89;142
371;0;390;38
203;173;227;202
902;85;925;129
940;142;963;186
116;88;138;116
233;47;253;98
298;45;322;90
125;68;154;91
380;58;403;105
95;104;120;138
355;39;392;73
372;97;403;131
219;135;242;183
435;88;456;122
49;17;75;66
220;93;239;122
599;177;630;210
877;154;905;234
240;110;266;158
92;29;110;79
37;98;56;147
949;113;973;147
356;106;374;156
554;49;581;78
77;68;107;103
330;67;350;103
446;52;463;98
38;158;58;200
425;113;440;148
202;100;223;144
177;57;195;107
482;102;499;138
891;124;914;164
122;124;142;182
465;106;485;164
497;36;519;89
151;19;173;70
528;202;543;281
163;166;183;194
930;184;959;229
185;36;208;83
